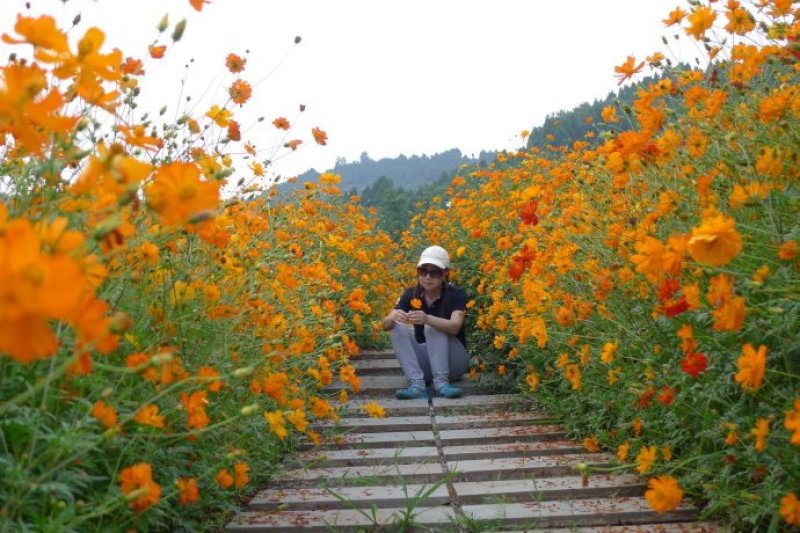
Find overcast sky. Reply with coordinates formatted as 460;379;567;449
1;0;694;179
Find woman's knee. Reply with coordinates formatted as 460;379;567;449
423;324;446;340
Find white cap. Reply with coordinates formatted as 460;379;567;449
417;245;450;269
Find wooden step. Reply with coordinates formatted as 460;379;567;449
294;446;440;468
442;440;584;461
351;358;401;374
458;497;698;529
274;461;445;488
339;397;430;418
452;474;646;504
447;454;614;482
313;411;552;434
248;483;451;511
438;424;567;446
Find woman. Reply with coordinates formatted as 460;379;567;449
382;245;469;399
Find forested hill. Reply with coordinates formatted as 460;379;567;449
527;73;662;150
283;149;497;193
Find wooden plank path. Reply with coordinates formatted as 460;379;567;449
227;349;718;532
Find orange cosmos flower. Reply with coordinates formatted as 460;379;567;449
525;372;539;391
614;56;644;85
226;53;246;72
198;366;223;392
148;44;166;59
273;117;290;130
215;469;234;488
630;236;666;282
688;213;742;266
751;418;769;452
617;442;629;461
785;399;800;446
134;404;165;429
712;296;745;332
645;476;683;513
181;390;210;430
0;64;78;155
496;236;512;250
0;219;89;363
189;0;210;11
119;463;161;511
781;491;800;526
234;462;250;488
312;127;328;145
285;139;303;151
176;478;199;506
685;6;716;40
121;57;144;75
287;408;308;432
725;6;755;35
734;343;767;392
91;401;119;429
145;162;220;226
1;14;70;52
227;120;241;141
228;79;252;106
663;7;687;26
778;240;798;260
583;435;600;453
636;445;656;474
410;297;422;309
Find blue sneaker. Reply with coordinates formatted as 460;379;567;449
395;385;428;400
435;384;464;399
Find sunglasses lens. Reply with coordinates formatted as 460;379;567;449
418;268;443;278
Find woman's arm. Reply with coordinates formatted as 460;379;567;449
382;308;408;331
408;310;464;336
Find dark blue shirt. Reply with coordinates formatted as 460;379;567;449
394;283;467;348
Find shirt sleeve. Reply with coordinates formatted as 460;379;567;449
394;287;414;312
450;287;467;312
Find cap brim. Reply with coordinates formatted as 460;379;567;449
417;257;448;269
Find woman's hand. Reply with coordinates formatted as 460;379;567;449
407;310;427;325
390;309;409;324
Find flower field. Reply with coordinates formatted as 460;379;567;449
1;0;799;531
406;2;800;529
0;2;401;530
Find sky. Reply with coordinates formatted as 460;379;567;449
0;0;697;180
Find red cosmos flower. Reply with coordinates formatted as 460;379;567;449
657;278;680;302
665;297;690;318
519;199;539;225
680;352;708;378
638;386;656;409
508;243;537;281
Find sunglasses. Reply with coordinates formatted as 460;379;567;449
417;267;445;278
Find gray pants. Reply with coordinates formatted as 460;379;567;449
389;325;469;391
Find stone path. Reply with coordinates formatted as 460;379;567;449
227;349;717;532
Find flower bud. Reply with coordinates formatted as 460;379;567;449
172;19;187;42
150;351;174;365
157;14;169;32
233;366;254;378
188;210;216;224
109;312;133;334
768;306;784;314
240;404;259;416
